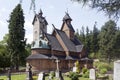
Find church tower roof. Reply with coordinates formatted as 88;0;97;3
63;12;72;21
39;9;43;16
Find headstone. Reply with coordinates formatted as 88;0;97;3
26;63;33;80
55;70;60;78
73;67;77;72
114;60;120;80
55;71;64;80
37;72;45;80
89;68;96;80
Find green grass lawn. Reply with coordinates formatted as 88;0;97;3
0;74;26;80
0;74;89;80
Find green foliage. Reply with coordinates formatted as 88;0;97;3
85;26;91;54
82;67;88;74
82;70;89;78
82;67;89;78
91;23;99;54
79;26;85;45
0;74;26;80
100;68;107;74
72;0;120;19
49;71;55;79
97;75;109;79
7;4;25;69
89;52;95;58
94;61;112;71
78;24;100;56
0;42;11;68
75;61;80;73
99;20;118;62
69;72;79;80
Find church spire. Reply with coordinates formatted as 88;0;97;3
63;12;72;21
38;9;43;16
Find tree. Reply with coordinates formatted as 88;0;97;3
99;20;117;62
113;29;120;59
0;34;9;44
75;29;80;39
85;27;91;55
0;34;11;70
91;22;99;55
79;26;86;44
7;4;26;70
72;0;120;19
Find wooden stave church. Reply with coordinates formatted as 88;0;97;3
26;9;93;73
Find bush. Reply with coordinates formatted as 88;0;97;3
97;62;112;71
49;71;55;79
75;61;80;73
69;72;79;80
82;70;89;78
100;68;107;74
82;68;88;74
98;75;109;79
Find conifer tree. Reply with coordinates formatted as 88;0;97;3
99;20;117;62
91;22;99;55
80;26;85;44
85;27;91;55
7;4;26;70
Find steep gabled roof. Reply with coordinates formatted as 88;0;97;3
63;12;72;21
32;14;48;25
71;36;82;45
61;22;75;32
55;29;77;52
61;12;75;32
52;26;83;52
45;33;64;51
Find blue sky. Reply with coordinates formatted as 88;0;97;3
0;0;117;43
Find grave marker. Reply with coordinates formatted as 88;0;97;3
89;68;96;80
38;72;45;80
114;60;120;80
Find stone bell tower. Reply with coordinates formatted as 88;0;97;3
32;9;48;41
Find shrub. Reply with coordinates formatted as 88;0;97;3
75;60;80;73
82;67;88;74
82;70;89;78
100;68;107;74
69;72;79;80
49;71;55;79
89;52;95;58
98;75;109;79
97;62;112;71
